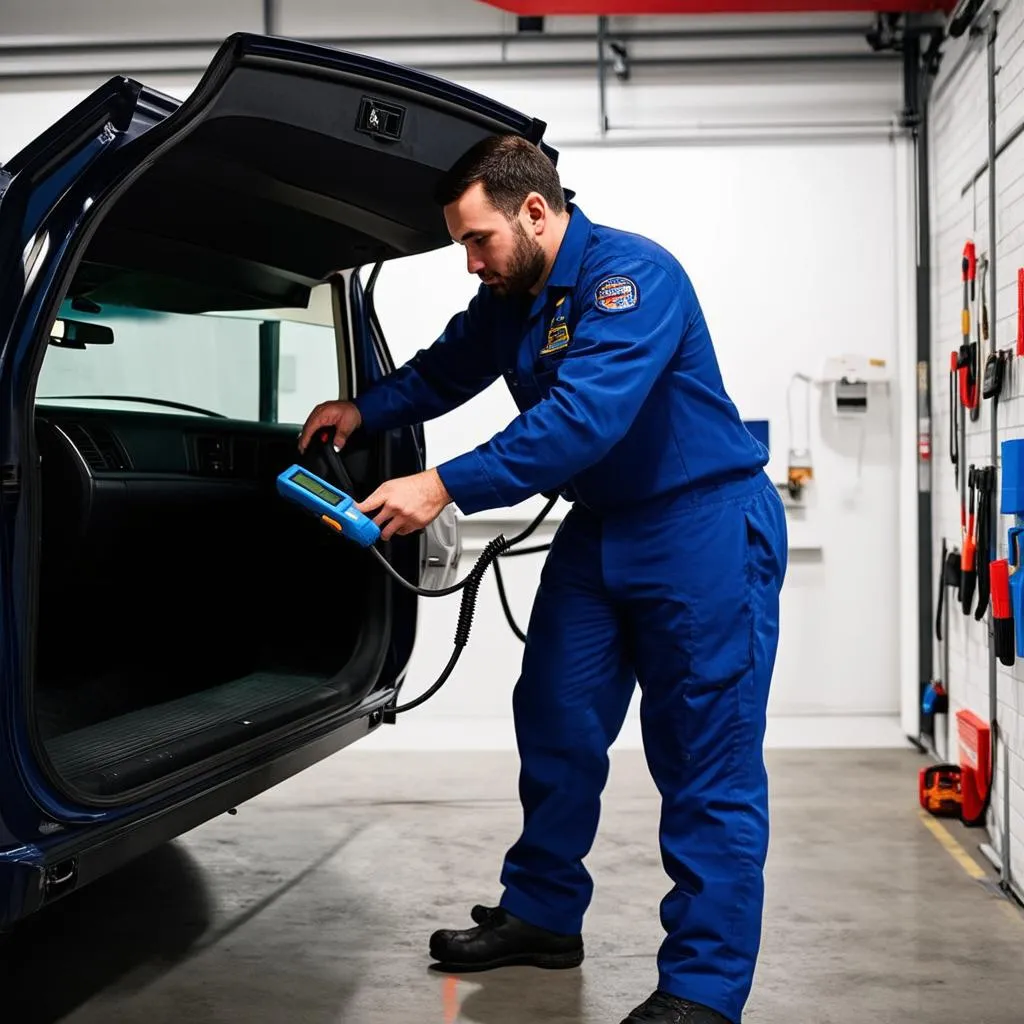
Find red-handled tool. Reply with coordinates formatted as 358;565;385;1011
958;241;979;410
959;359;979;409
991;558;1015;666
963;240;977;298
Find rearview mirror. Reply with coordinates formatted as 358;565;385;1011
49;318;114;349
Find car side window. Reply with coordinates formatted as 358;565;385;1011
36;292;339;424
275;320;343;424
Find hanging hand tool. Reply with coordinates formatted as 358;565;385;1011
991;558;1015;666
936;537;948;646
936;540;962;652
950;351;960;489
1010;527;1024;658
970;253;987;422
961;465;978;615
974;466;995;621
982;350;1005;403
931;539;958;724
957;241;980;415
937;539;962;641
1003;439;1024;657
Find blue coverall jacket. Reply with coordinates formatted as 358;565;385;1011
355;204;788;1023
356;204;768;517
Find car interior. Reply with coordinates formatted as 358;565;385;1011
32;389;393;803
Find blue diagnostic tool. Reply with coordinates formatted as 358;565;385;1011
277;464;381;547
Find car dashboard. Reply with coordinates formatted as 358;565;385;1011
34;404;374;527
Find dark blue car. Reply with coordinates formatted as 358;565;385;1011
0;32;556;932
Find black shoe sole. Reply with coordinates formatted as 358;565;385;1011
428;948;584;973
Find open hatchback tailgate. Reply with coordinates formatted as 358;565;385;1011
2;31;557;316
0;32;558;819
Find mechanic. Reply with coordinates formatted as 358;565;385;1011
298;134;787;1024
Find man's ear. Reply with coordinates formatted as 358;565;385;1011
521;192;547;234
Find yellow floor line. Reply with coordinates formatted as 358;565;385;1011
917;810;1024;925
917;810;987;880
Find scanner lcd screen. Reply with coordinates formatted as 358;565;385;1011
290;470;344;507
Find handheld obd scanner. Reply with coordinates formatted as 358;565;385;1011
277;428;379;547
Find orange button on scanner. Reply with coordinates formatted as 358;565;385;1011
321;514;343;532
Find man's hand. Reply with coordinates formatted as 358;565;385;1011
298;400;362;453
357;469;452;541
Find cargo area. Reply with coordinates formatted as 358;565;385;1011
31;405;392;799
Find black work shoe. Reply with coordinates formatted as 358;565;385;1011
429;905;584;972
621;990;734;1024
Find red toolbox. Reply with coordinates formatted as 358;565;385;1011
955;709;991;826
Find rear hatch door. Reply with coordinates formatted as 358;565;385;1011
65;32;557;314
0;32;556;823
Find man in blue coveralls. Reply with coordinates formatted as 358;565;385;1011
299;135;787;1024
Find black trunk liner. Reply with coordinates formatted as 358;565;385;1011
44;672;339;791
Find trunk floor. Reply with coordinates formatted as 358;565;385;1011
43;672;335;781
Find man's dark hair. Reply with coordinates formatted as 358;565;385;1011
435;134;566;218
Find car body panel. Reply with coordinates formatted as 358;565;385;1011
0;703;387;924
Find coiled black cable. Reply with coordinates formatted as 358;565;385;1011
374;497;557;714
491;495;558;643
368;534;507;599
306;428;557;715
377;535;511;714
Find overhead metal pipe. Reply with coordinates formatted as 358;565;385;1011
567;122;902;145
269;50;903;70
0;48;902;83
0;22;881;56
594;115;899;132
0;19;899;83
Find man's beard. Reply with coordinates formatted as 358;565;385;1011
487;222;547;298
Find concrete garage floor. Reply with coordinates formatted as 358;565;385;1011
3;748;1023;1024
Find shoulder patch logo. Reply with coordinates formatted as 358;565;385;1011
594;275;639;312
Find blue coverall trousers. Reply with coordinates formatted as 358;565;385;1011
497;470;788;1023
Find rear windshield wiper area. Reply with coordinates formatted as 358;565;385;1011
38;394;226;417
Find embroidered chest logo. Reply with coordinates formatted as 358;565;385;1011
539;294;572;356
594;275;639;312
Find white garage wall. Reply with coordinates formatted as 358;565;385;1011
0;4;916;753
368;79;915;752
927;1;1024;895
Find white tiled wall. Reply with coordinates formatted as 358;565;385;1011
930;2;1024;883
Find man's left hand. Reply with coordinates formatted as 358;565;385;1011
356;469;452;541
